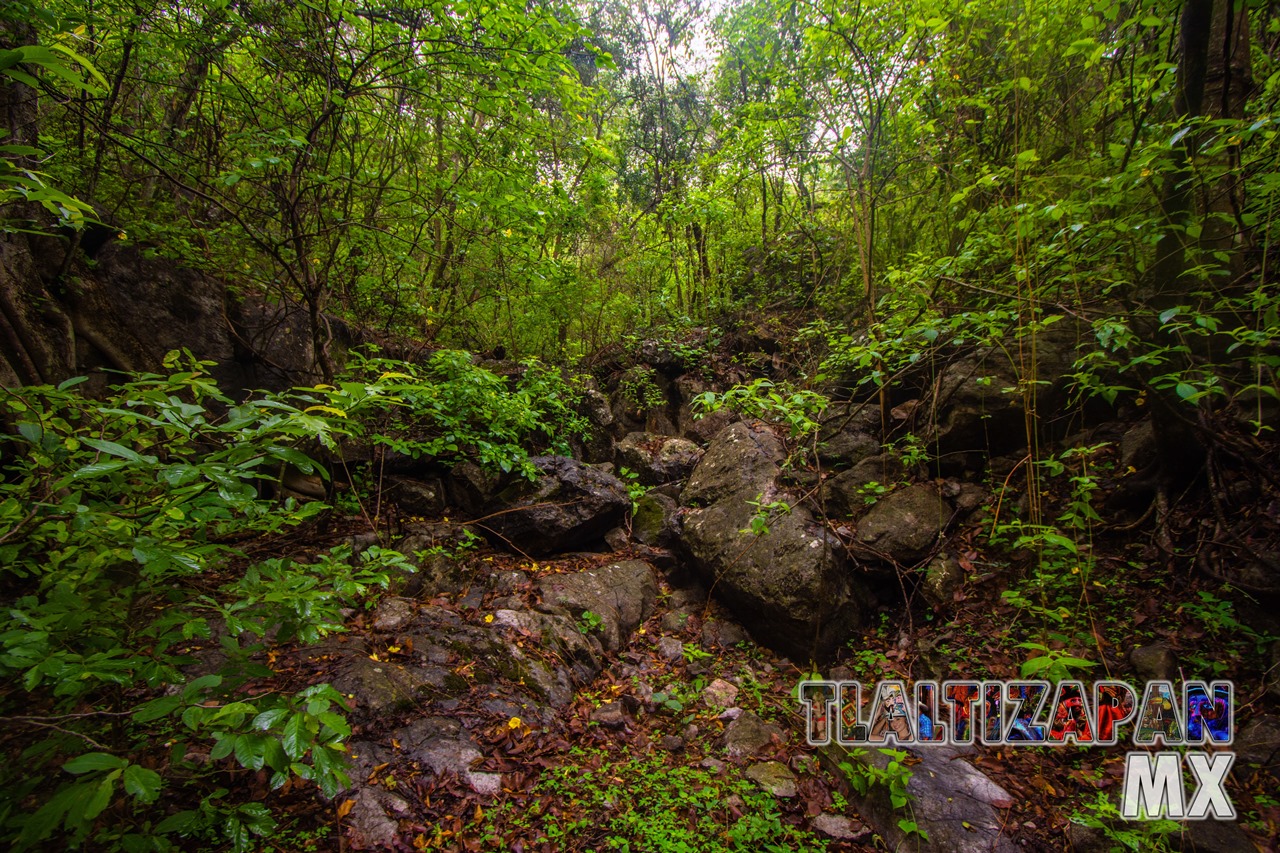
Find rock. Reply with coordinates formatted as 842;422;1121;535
680;406;737;444
371;597;415;632
1175;820;1257;853
632;492;678;547
817;427;880;468
674;375;738;442
823;454;907;518
481;456;631;555
537;561;657;652
394;717;502;796
681;421;785;506
943;479;989;515
810;814;869;841
680;422;869;660
603;526;630;550
659;610;694;634
1235;714;1280;780
590;700;630;729
929;332;1077;464
1129;643;1178;682
616;431;705;485
330;656;437;714
659;735;685;752
1066;822;1110;853
343;786;410;849
723;710;784;759
701;618;750;649
656;636;685;661
682;494;866;659
855;483;951;564
384;474;446;518
1120;420;1158;472
582;386;614;427
746;761;797;797
445;460;503;516
702;678;740;709
821;743;1018;853
921;553;964;609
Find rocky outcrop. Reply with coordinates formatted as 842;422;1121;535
537;561;658;652
678;421;869;660
853;483;952;565
1;233;359;392
615;431;703;485
820;742;1018;853
478;456;630;555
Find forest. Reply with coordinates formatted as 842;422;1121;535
1;0;1278;850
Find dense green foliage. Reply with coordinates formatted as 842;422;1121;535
0;350;591;849
2;0;1279;846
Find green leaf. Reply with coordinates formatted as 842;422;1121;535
81;438;145;462
63;752;127;774
282;713;308;760
122;765;162;803
132;695;182;723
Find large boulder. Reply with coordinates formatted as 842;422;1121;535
678;422;869;660
631;492;678;547
823;454;907;518
616;431;704;485
820;743;1017;853
927;327;1080;465
537;561;659;652
479;456;630;555
854;483;952;565
681;421;785;506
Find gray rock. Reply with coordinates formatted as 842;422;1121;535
810;814;869;841
384;474;446;518
538;561;658;652
632;492;678;547
591;700;630;729
394;717;502;795
1176;815;1258;852
723;710;784;759
482;456;631;555
1235;714;1280;780
659;735;685;752
445;460;503;516
1120;420;1158;472
582;386;613;427
681;421;785;506
371;597;415;632
855;483;951;564
817;427;880;468
343;786;410;850
603;526;630;550
1130;643;1178;682
701;618;750;649
824;454;907;518
821;742;1018;852
921;553;964;609
330;656;435;713
703;678;740;710
681;489;866;660
746;761;797;797
659;610;694;634
617;431;705;485
656;636;685;661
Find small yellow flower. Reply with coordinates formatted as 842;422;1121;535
508;716;522;729
484;614;495;624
